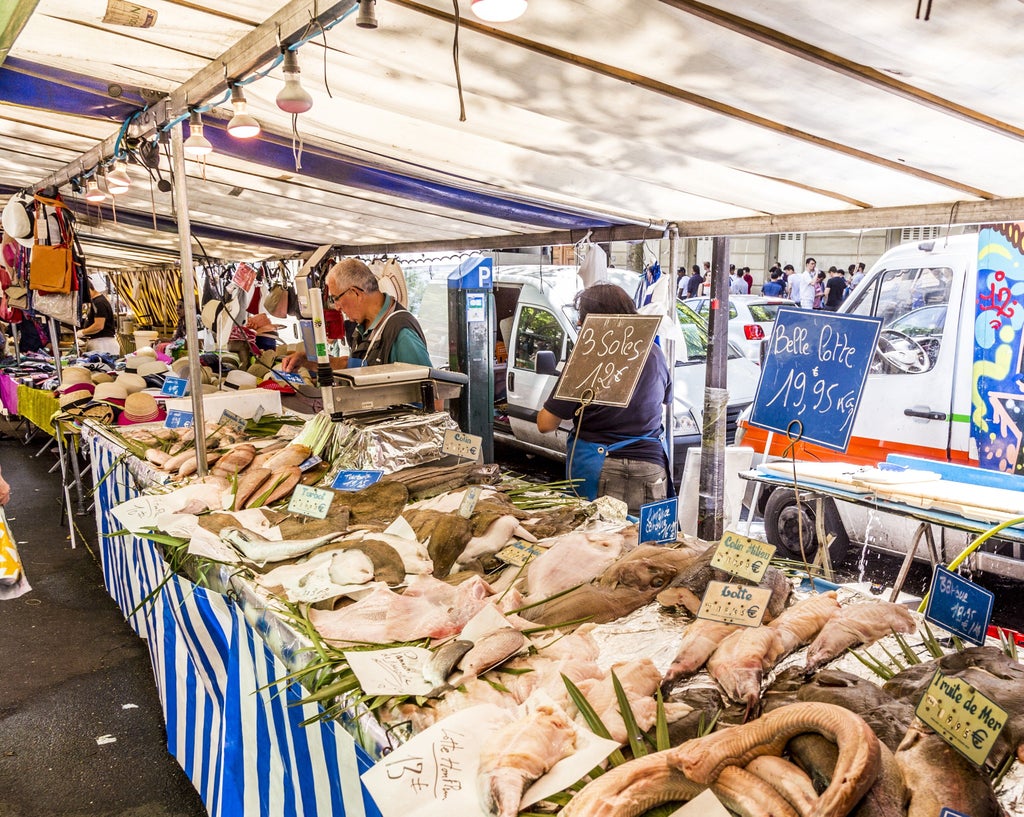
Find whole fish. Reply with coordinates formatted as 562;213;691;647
896;721;1003;817
661;619;740;691
422;640;474;690
220;527;347;563
260;549;375;603
805;600;917;672
455;628;527;681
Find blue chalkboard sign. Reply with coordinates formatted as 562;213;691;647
748;309;882;451
165;409;194;429
332;470;384;491
939;810;969;817
924;566;993;647
639;497;677;543
160;376;188;397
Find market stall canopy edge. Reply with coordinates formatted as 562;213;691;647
4;0;1024;268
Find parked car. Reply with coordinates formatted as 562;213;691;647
682;294;796;363
414;265;761;485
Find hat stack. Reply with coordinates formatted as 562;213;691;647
222;369;258;391
247;361;272;381
115;372;148;395
91;371;114;385
58;367;93;390
94;382;129;408
136;359;169;389
58;382;95;412
117;392;167;426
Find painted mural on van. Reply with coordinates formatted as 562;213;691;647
973;223;1024;473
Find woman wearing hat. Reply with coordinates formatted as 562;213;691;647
77;284;120;355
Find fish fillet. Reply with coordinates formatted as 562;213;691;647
477;702;577;817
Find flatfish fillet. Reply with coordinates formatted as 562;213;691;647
477;702;576;817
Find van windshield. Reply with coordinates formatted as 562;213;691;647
845;265;953;374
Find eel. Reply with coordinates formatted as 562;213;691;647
711;765;800;817
744;756;819;815
562;702;881;817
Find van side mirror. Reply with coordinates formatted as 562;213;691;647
535;350;560;376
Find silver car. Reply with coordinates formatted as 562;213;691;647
682;294;796;363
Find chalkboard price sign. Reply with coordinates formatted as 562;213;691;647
748;309;882;451
553;314;662;407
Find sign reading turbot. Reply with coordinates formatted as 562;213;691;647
553;314;662;407
748;309;882;451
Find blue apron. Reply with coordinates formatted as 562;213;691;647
566;432;666;501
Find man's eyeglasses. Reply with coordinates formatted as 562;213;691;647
326;286;362;307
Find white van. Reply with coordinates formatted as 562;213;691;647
738;230;1024;579
415;265;762;484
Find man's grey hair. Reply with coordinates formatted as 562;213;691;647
327;258;379;293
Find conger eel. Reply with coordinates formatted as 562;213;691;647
562;701;881;817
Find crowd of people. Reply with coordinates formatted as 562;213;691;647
678;256;867;309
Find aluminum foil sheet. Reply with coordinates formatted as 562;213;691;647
324;410;459;478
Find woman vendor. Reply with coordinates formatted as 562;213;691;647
536;282;672;514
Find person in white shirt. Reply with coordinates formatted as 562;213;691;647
790;257;818;309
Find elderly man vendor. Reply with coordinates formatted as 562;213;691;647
280;258;430;372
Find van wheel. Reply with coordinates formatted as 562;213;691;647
763;489;849;564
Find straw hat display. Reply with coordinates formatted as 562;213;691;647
221;369;258;390
115;372;148;395
58;367;94;389
117;392;167;426
57;383;94;411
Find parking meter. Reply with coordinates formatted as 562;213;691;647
447;257;494;462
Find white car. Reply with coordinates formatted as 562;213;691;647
682;294;796;363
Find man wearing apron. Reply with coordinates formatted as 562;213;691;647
281;258;430;372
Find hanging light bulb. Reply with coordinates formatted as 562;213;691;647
227;85;261;138
276;50;313;114
106;160;131;194
471;0;527;22
84;178;106;203
183;110;213;158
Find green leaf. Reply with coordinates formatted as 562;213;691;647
561;674;626;766
611;670;646;758
654;688;670;752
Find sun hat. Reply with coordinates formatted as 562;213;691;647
222;369;258;390
247;362;272;381
134;346;157;358
58;383;95;410
58;367;93;388
114;372;147;395
91;371;114;384
169;357;190;376
122;356;143;373
136;359;168;378
2;193;34;249
116;392;166;426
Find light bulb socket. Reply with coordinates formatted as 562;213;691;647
356;0;378;29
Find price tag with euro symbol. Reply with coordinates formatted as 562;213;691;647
711;530;776;582
696;580;772;627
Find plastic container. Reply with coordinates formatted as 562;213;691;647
133;330;159;351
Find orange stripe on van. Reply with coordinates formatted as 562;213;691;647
738;422;976;468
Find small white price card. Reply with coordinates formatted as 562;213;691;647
344;646;434;696
458;485;482;519
443;429;482;461
696;580;772;627
287;484;334;518
219;409;247;434
915;668;1007;766
711;530;776;583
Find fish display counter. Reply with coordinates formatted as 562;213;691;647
81;416;1024;817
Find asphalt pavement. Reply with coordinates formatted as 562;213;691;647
0;418;206;817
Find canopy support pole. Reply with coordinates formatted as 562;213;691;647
170;125;209;478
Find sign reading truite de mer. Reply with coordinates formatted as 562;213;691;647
553;314;662;407
749;309;881;451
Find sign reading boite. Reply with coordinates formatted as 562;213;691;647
748;309;882;451
553;314;662;407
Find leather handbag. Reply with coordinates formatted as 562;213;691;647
5;285;28;309
29;203;73;294
29;244;74;293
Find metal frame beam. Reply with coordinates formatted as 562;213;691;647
34;0;357;191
